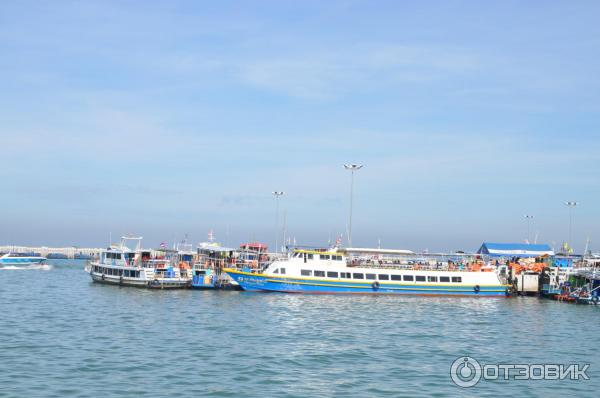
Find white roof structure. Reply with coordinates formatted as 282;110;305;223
344;247;415;255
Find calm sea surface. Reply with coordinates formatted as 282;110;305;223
1;260;599;397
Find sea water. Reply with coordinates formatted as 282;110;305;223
0;261;598;397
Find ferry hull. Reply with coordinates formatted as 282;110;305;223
225;269;509;297
90;272;190;289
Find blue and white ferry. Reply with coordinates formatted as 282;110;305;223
0;253;47;267
225;248;510;296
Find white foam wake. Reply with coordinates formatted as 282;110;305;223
0;264;53;271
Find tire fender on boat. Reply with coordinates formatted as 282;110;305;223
101;274;105;281
474;285;481;294
592;296;599;305
119;275;124;285
372;281;380;290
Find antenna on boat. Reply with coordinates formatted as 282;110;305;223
272;191;285;254
344;164;363;247
584;236;590;257
282;210;287;254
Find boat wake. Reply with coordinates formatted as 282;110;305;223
0;264;53;271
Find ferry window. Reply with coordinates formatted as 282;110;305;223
428;276;438;282
378;274;390;280
273;268;279;274
353;273;364;279
452;276;462;283
301;270;312;276
440;276;450;283
403;275;414;281
115;254;122;259
415;275;426;282
314;270;325;277
320;255;330;260
391;275;402;281
365;273;376;280
307;254;314;260
327;271;339;278
280;268;286;275
339;272;348;278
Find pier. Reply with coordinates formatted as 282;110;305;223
0;245;103;259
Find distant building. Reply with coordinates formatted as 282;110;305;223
477;242;554;258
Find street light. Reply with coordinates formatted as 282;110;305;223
523;215;534;243
272;191;285;253
344;164;363;247
564;201;579;252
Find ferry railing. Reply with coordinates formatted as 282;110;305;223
346;261;498;272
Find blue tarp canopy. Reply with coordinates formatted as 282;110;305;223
477;242;554;258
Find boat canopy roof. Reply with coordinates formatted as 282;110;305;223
199;246;236;253
344;247;415;255
477;242;554;257
294;249;343;256
240;242;268;249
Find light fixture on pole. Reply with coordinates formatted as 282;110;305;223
344;164;363;247
272;191;285;253
564;201;578;252
523;215;534;243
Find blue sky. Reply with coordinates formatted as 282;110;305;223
1;1;599;252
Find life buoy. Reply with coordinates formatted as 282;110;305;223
372;281;380;290
474;285;481;294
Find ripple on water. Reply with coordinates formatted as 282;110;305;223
1;263;599;397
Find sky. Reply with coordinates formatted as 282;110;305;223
1;1;599;252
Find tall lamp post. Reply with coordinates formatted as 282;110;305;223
272;191;285;253
344;164;363;247
564;201;578;252
524;215;534;243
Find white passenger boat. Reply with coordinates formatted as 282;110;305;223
86;236;192;289
225;248;510;296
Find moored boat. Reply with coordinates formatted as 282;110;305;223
225;248;510;296
87;236;192;289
